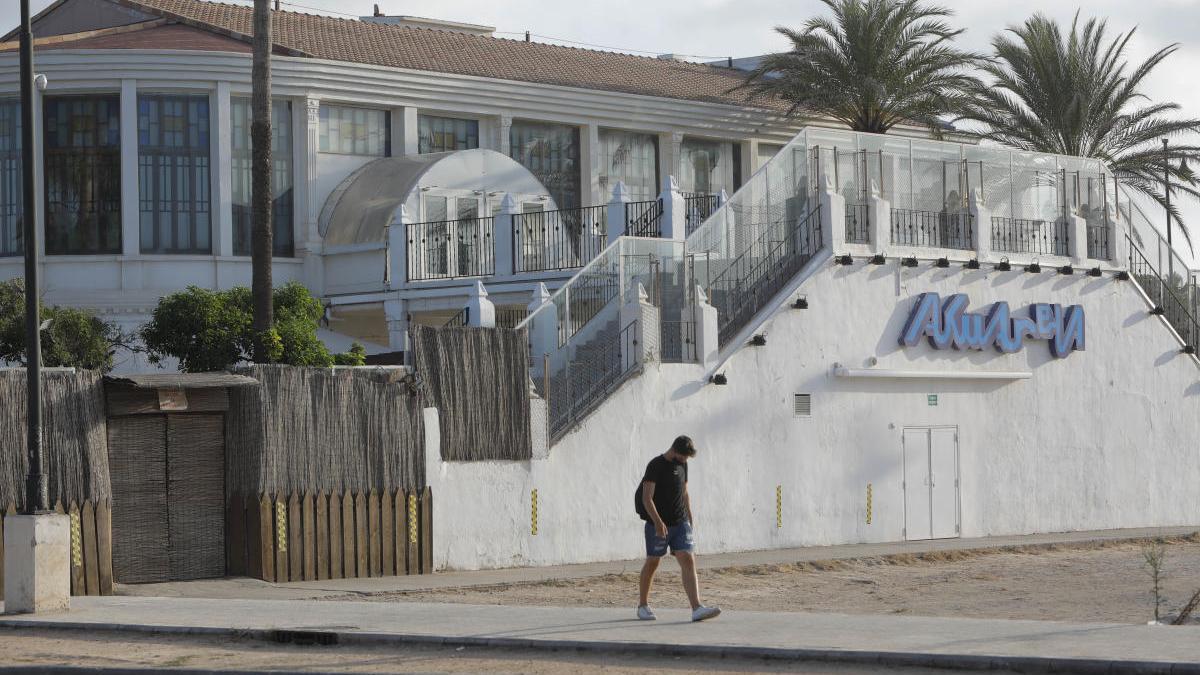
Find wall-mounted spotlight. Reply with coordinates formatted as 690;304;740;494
1183;345;1196;355
964;259;981;270
995;257;1011;272
934;257;950;268
836;254;854;265
792;295;808;309
750;334;767;347
1058;264;1074;275
1150;305;1166;316
1088;267;1103;277
710;373;728;385
869;254;886;265
1025;259;1042;273
901;257;918;268
1116;271;1130;281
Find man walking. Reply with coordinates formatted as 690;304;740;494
635;435;721;622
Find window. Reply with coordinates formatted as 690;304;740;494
598;129;657;202
509;121;580;210
0;101;20;257
43;96;121;255
678;137;731;196
319;104;389;156
138;95;211;254
757;143;784;170
418;115;478;154
231;98;293;256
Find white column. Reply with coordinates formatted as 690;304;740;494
867;184;890;255
970;187;992;262
695;285;720;370
498;114;513;156
299;97;322;292
658;131;683;193
212;81;233;257
384;298;409;353
302;97;321;245
1069;214;1089;265
818;161;845;251
737;140;753;190
387;203;411;288
494;193;518;277
119;79;139;256
580;123;600;207
392;106;418;156
660;175;686;241
606;181;631;243
466;280;496;327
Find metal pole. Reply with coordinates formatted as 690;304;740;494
1164;138;1173;280
19;0;48;515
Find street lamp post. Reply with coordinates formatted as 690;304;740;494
19;0;47;515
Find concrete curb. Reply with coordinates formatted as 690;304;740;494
3;619;1199;674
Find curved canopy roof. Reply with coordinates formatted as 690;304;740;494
320;149;549;248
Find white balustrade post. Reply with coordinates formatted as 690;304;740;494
970;187;993;263
528;282;557;380
818;161;846;251
606;181;631;244
867;181;890;256
1069;214;1089;265
694;285;720;370
466;281;496;328
387;203;411;288
494;194;518;277
620;283;657;367
660;175;687;241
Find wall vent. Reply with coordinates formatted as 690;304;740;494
793;393;812;418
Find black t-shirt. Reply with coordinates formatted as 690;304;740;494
635;454;689;525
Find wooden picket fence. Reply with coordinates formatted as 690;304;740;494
0;500;114;598
226;487;432;582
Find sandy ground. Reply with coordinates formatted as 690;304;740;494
338;535;1200;625
0;628;1016;674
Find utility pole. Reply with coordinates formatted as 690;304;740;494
20;0;47;515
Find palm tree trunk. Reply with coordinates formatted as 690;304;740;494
250;0;273;362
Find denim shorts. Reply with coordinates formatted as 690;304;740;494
644;520;694;557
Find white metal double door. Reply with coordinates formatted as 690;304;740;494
902;426;960;540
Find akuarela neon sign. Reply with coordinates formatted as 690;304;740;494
900;293;1085;358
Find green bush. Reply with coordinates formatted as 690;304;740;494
142;282;361;372
0;278;127;373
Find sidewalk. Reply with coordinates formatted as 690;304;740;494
119;525;1199;601
2;595;1200;673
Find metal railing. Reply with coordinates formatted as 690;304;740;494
705;204;824;346
845;203;870;244
990;217;1070;257
625;199;663;238
891;209;974;250
443;307;469;328
1087;225;1111;261
660;320;697;363
546;318;640;443
1128;235;1199;349
406;216;495;281
684;193;720;238
496;308;528;329
513;206;607;273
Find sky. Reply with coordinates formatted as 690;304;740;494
3;0;1199;253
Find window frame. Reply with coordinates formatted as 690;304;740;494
42;94;122;256
137;93;213;255
318;103;390;157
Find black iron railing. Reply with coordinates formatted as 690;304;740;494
547;318;641;443
1087;225;1111;261
443;307;469;328
891;209;974;250
990;217;1069;256
513;206;607;273
706;204;824;346
555;253;657;347
845;204;870;244
684;192;720;237
625;199;663;238
496;308;528;329
1128;235;1200;349
406;216;495;281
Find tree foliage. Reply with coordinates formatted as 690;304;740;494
141;281;359;372
0;278;127;373
736;0;980;133
958;13;1200;245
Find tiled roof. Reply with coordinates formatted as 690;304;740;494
0;22;251;53
116;0;777;109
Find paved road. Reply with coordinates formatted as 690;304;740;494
2;595;1200;672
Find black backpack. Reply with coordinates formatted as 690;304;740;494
634;482;648;520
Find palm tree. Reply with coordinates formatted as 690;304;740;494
736;0;980;134
959;13;1200;245
250;0;274;362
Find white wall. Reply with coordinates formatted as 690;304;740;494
427;260;1200;570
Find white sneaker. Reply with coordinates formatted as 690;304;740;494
691;605;721;622
637;605;657;620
